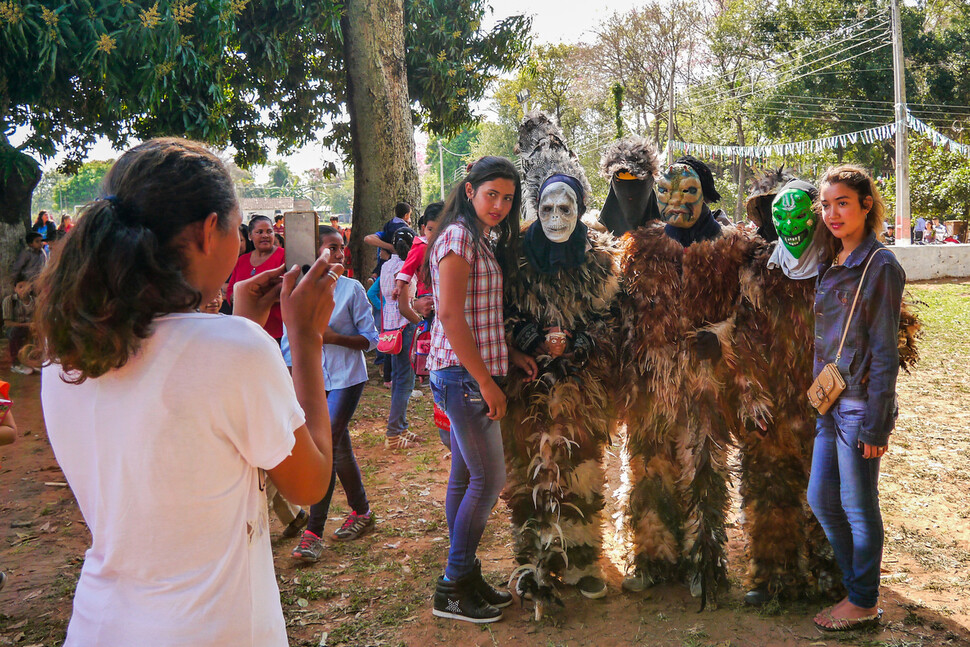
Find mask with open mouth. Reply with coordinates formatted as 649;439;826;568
657;164;704;229
771;181;818;259
538;182;579;243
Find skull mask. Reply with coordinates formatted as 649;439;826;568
771;183;817;259
657;163;704;229
537;182;579;243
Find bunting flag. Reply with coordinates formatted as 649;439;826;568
907;113;970;157
667;111;970;160
668;122;898;161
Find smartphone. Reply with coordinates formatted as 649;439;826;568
284;211;319;274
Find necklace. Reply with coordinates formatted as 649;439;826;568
250;250;270;276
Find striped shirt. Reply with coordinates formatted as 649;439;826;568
428;223;508;376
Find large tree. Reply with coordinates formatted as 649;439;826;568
0;0;530;288
0;0;345;291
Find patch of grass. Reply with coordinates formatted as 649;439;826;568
755;596;783;618
290;571;337;602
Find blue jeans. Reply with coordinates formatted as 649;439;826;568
807;397;883;609
307;382;369;537
387;323;416;437
430;366;506;580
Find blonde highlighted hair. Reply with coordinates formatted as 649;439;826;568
813;164;886;263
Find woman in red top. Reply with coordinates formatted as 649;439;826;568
227;215;286;341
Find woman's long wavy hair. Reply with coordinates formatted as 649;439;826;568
34;138;238;383
420;156;522;285
813;164;886;263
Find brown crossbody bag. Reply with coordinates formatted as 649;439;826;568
807;248;888;415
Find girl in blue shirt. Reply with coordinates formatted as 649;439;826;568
807;165;905;632
282;227;381;561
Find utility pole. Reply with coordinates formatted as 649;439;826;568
438;140;445;202
892;0;911;245
667;52;676;165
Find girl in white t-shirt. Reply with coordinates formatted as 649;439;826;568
33;138;340;647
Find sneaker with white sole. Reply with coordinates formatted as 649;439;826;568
385;430;421;450
432;574;502;624
332;511;374;541
291;530;325;562
577;575;607;599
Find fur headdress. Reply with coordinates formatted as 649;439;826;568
745;167;796;227
516;112;592;221
599;136;660;180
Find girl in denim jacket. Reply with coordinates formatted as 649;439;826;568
807;165;905;632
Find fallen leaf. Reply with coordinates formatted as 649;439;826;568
296;598;309;608
44;482;69;487
383;542;400;549
8;619;28;629
318;631;328;647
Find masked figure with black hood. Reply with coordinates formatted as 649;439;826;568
601;142;761;609
732;172;922;607
501;113;622;618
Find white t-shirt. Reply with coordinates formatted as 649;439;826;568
42;313;305;647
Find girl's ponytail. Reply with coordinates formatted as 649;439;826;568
34;138;238;383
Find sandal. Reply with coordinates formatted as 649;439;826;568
814;608;883;632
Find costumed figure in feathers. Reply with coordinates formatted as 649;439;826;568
733;171;921;606
501;113;621;618
600;140;760;609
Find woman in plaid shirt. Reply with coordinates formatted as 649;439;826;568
422;157;538;624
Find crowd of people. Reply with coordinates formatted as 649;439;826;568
0;127;912;643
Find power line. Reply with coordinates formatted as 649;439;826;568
691;28;891;107
438;142;468;157
691;40;892;110
752;97;970;118
690;16;890;104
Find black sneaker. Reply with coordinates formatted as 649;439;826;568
473;559;513;608
432;573;502;624
281;509;309;539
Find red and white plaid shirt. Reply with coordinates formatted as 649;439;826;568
428;223;508;376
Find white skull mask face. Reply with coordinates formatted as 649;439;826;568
537;182;578;243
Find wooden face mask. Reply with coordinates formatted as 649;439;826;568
657;164;704;229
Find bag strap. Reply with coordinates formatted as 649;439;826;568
835;247;889;362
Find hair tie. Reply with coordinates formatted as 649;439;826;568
102;194;140;227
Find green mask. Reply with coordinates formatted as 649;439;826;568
771;186;816;258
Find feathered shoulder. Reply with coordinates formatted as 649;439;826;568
507;229;622;325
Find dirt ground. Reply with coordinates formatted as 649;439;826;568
1;280;969;647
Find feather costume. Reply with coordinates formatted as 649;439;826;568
501;113;621;617
617;221;761;608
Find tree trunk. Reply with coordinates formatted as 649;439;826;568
734;117;745;222
0;139;41;295
342;0;421;281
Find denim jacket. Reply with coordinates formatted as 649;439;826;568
814;234;905;446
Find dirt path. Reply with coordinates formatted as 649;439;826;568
1;281;969;646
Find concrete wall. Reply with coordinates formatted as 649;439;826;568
892;243;970;281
